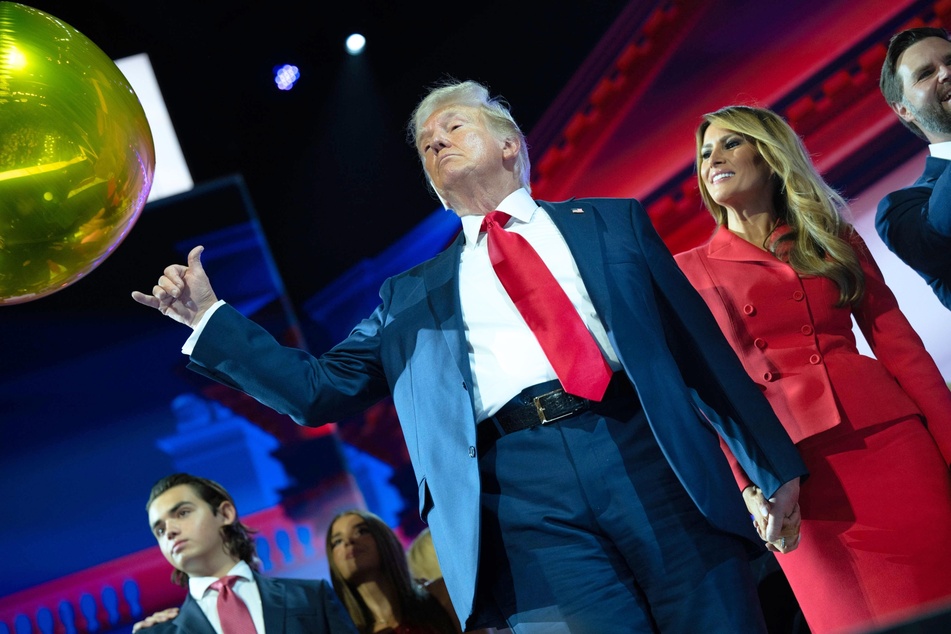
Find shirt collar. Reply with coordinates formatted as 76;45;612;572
188;560;254;600
929;140;951;160
460;188;539;249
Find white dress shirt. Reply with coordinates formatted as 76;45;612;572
929;140;951;159
459;188;619;420
188;560;264;634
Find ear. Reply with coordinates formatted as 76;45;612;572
891;100;916;124
501;136;520;161
217;500;237;527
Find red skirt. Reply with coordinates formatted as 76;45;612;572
776;415;951;633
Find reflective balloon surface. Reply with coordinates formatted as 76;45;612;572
0;1;154;304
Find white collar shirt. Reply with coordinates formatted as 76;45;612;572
459;188;619;421
928;140;951;160
188;560;264;634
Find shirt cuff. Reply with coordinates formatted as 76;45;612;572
182;299;226;355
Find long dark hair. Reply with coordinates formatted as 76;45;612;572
326;510;456;634
146;473;258;587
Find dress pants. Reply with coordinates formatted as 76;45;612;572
476;389;767;633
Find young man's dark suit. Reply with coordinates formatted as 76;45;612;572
187;196;807;631
148;573;356;634
876;155;951;310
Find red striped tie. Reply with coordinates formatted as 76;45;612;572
481;211;612;400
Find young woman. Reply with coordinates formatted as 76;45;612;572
675;105;951;633
326;510;457;634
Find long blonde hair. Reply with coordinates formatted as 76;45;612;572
695;105;864;305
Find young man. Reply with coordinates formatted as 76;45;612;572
133;80;805;633
878;26;951;310
139;473;356;633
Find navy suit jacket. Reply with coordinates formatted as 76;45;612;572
189;197;807;628
876;155;951;309
148;573;356;634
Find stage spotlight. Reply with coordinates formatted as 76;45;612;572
274;64;300;91
346;33;366;56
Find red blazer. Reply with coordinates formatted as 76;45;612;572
675;226;951;488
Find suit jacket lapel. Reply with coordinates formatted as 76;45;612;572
924;155;949;184
423;231;476;392
539;200;613;323
704;225;784;264
256;573;286;633
177;594;217;634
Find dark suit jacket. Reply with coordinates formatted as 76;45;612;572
876;155;951;309
149;573;356;634
189;197;807;628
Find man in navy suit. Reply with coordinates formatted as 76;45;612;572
878;26;951;310
133;80;806;633
136;473;356;634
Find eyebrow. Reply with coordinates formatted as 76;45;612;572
331;520;369;539
705;131;740;144
910;55;951;77
151;501;189;531
418;109;466;145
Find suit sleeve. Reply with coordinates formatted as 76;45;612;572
850;234;951;464
876;160;951;277
314;579;359;633
628;201;807;497
187;297;391;427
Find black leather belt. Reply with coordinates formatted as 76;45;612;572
478;373;636;447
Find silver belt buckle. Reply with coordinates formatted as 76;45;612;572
533;389;576;424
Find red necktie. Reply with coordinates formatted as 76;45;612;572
210;576;257;634
481;211;612;400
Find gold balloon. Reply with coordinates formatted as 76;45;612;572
0;1;154;304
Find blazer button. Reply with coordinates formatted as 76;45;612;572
800;324;814;336
754;338;767;349
809;354;821;365
743;304;756;316
793;290;804;301
468;446;476;458
763;371;777;382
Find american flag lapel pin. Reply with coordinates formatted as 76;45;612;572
571;208;584;214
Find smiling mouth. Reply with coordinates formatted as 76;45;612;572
711;172;734;184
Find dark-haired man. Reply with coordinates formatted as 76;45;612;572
878;26;951;310
138;473;356;634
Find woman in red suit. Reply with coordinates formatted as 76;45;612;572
675;105;951;634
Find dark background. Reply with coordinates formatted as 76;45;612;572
21;0;633;311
